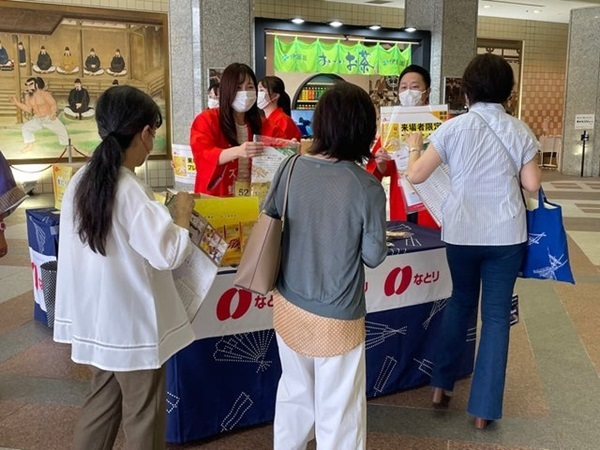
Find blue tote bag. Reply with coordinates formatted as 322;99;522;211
519;188;575;283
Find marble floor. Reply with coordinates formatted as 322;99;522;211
1;169;600;450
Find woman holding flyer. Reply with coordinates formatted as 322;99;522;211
406;54;541;429
54;85;197;449
365;64;438;228
190;63;283;197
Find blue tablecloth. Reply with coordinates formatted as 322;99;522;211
165;221;476;444
24;211;475;443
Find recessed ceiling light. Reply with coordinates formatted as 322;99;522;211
329;20;343;28
369;24;382;31
483;4;491;8
291;17;305;24
533;9;541;13
404;27;417;33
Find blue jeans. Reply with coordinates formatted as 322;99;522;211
431;242;526;420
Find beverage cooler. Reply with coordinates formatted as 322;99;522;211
290;73;343;138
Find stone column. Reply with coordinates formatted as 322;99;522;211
561;7;600;176
404;0;478;104
168;0;253;144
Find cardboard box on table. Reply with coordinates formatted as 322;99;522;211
52;163;84;210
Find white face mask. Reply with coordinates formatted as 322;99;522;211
207;98;219;109
399;89;424;107
232;90;256;113
257;91;271;110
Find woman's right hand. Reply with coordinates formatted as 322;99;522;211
172;192;195;229
374;148;391;174
238;142;264;159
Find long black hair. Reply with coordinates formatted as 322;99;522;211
259;76;292;116
74;85;162;256
218;63;262;145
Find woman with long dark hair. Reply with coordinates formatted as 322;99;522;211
190;62;284;197
257;76;301;141
54;85;196;449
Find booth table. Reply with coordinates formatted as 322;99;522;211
25;210;475;444
165;222;476;444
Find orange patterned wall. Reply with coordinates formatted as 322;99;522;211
478;17;568;137
521;71;565;136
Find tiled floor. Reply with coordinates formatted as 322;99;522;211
1;170;600;449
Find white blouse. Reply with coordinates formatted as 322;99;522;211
54;166;195;371
429;102;539;246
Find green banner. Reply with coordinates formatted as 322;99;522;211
274;37;411;76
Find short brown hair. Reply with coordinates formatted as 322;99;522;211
310;82;376;163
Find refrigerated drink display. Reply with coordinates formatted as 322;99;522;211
291;73;343;137
292;73;343;110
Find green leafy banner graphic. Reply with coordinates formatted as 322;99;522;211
274;37;411;76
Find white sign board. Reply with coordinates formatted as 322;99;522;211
172;144;196;191
575;114;595;130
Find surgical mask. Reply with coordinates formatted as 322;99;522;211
257;91;271;110
399;89;424;107
232;90;256;113
207;98;219;109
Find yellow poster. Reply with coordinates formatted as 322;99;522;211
380;105;449;152
52;163;84;210
194;196;260;266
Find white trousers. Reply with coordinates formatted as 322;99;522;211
273;333;366;450
22;116;69;145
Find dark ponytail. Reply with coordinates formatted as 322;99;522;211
259;76;292;116
74;86;162;255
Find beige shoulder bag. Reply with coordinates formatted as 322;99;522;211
234;154;300;295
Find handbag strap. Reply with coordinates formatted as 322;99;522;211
470;111;520;175
261;154;300;224
280;154;300;225
470;110;527;206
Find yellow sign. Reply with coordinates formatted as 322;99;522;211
380;105;449;152
52;163;84;210
194;196;260;266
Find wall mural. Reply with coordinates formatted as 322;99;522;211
0;5;168;163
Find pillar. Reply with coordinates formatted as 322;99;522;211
561;7;600;176
404;0;478;104
168;0;253;144
168;0;253;189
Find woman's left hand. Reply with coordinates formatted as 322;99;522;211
239;142;264;158
406;132;424;151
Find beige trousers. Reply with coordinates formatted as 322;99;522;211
73;365;167;450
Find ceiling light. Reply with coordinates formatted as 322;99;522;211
533;9;541;13
329;20;343;28
291;17;305;24
404;27;417;33
368;24;382;30
483;4;491;8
